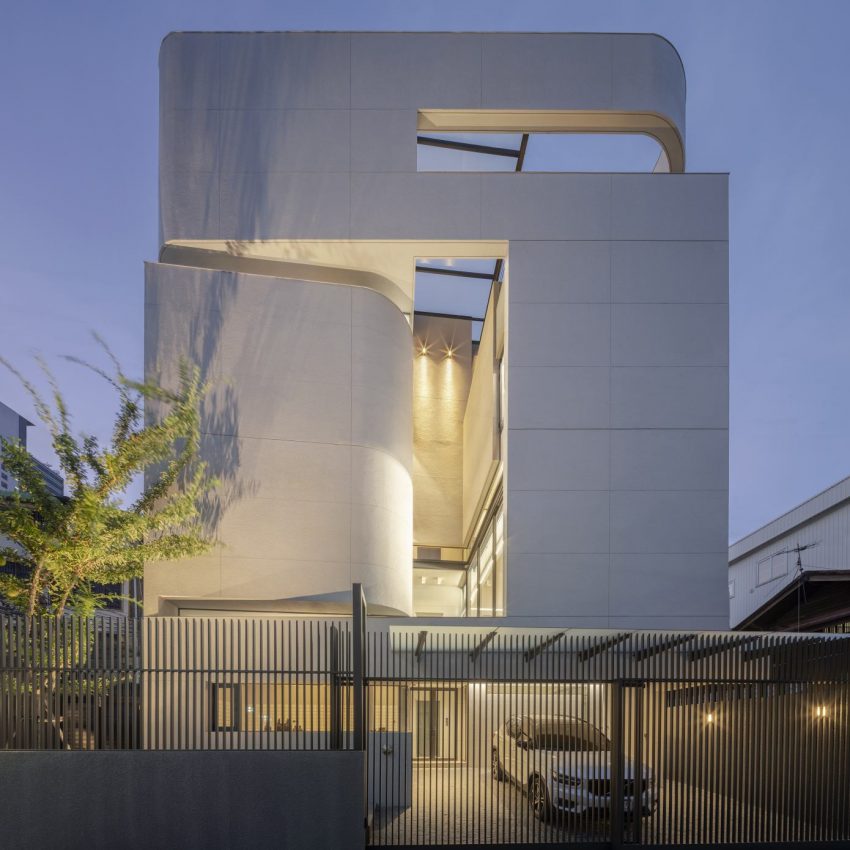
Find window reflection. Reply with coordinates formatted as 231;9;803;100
466;499;505;617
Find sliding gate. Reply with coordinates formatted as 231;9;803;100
365;628;850;847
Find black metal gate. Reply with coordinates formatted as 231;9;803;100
364;627;850;847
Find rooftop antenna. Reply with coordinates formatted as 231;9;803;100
773;542;820;632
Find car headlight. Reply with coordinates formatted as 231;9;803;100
551;770;582;786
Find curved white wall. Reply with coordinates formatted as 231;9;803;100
144;264;413;615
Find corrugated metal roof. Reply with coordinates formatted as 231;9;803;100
730;473;850;563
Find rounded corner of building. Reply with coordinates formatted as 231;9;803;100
159;31;182;62
646;31;688;99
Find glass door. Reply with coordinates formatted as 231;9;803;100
413;688;459;760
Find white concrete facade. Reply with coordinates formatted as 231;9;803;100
146;31;729;628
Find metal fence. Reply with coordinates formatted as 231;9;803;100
0;614;357;752
365;628;850;847
2;605;850;848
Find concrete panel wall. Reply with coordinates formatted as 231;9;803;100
153;31;728;628
144;264;413;614
505;235;729;629
0;750;364;850
159;32;686;243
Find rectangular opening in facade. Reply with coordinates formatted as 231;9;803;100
412;257;506;618
417;131;663;173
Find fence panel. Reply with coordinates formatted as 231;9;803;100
365;629;850;847
0;615;353;752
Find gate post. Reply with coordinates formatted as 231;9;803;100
352;583;367;751
330;625;341;750
352;583;368;846
610;679;626;848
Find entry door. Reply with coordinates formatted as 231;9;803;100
413;688;457;760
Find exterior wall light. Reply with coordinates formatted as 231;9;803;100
815;705;828;719
418;344;430;356
444;347;455;359
705;712;715;724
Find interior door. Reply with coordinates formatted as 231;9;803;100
413;688;457;760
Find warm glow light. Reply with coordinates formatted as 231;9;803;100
419;345;430;356
815;705;828;719
444;347;454;359
705;712;715;724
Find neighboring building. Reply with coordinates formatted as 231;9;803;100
0;400;64;497
145;31;729;629
729;474;850;631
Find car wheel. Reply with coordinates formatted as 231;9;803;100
491;748;505;781
529;774;551;822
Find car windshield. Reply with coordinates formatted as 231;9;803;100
530;721;610;752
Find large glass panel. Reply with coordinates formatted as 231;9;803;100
494;507;506;616
478;526;494;616
468;556;479;617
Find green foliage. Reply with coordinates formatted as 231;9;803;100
0;338;216;618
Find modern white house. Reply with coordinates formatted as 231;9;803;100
729;473;850;631
145;31;729;631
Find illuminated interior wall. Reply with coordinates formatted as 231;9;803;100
462;283;504;541
412;315;472;549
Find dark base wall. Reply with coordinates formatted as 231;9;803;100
0;750;365;850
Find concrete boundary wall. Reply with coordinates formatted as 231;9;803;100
0;750;364;850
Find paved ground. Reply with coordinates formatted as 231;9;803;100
370;764;805;846
371;764;609;845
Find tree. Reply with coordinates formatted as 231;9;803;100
0;341;216;618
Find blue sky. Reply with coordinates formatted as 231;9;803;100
1;0;848;542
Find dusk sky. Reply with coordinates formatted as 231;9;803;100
1;0;848;544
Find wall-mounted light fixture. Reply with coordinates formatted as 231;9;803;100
444;347;455;359
815;705;828;719
705;712;715;725
418;343;430;356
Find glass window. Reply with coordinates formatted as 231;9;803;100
464;499;505;617
210;683;240;732
235;682;352;733
757;557;772;585
468;557;479;617
478;530;494;616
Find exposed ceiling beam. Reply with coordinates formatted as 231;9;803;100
688;634;761;662
632;634;695;662
469;629;499;663
414;265;495;281
417;136;521;158
523;631;566;663
414;309;485;323
576;632;632;663
414;630;428;663
515;133;530;171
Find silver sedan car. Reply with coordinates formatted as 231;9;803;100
492;715;656;821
